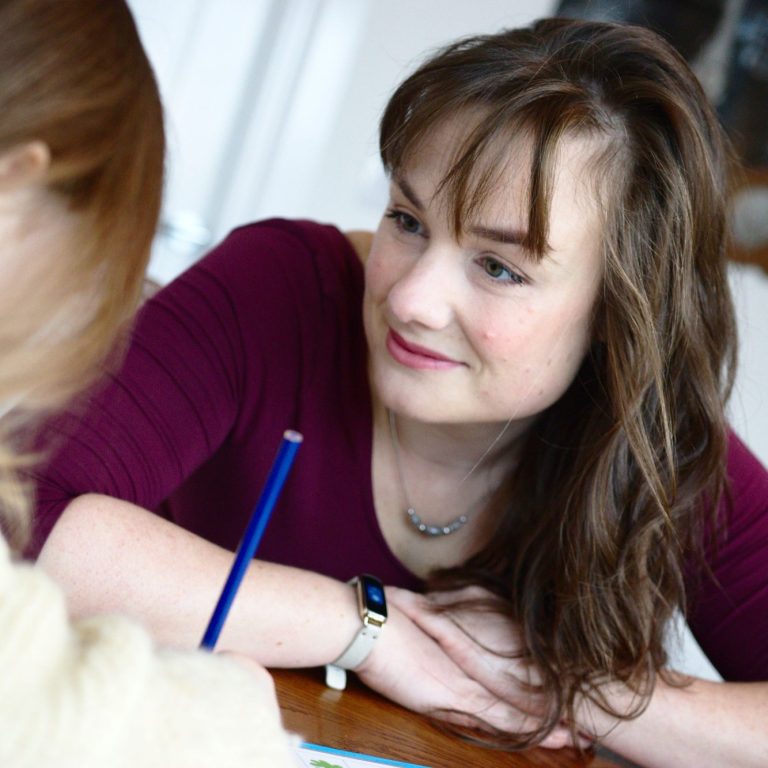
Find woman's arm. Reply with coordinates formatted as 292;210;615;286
391;586;768;765
580;675;768;768
38;493;534;734
38;494;361;664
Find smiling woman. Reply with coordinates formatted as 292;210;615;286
27;15;768;768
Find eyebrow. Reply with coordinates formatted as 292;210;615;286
392;175;529;247
467;224;527;246
393;175;424;211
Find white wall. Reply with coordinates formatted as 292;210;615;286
276;0;556;233
127;0;768;468
128;0;555;271
729;265;768;464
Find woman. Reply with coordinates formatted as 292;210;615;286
31;16;768;765
0;1;294;765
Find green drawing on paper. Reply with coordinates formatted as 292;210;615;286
309;760;344;768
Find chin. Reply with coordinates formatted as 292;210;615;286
372;371;420;413
374;381;460;423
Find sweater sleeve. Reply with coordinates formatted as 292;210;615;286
0;535;296;768
687;432;768;681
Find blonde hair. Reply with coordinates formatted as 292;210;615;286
0;0;164;551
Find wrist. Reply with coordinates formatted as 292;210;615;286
325;574;388;690
573;674;674;741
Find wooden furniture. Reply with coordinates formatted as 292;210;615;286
731;167;768;274
274;668;622;768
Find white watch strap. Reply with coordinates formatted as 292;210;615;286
325;618;384;689
332;621;383;669
325;579;386;690
325;663;348;690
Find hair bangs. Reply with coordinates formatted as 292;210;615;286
382;64;630;262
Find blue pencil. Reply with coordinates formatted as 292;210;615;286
200;429;303;650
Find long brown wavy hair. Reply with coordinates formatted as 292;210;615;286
380;18;737;746
0;0;164;552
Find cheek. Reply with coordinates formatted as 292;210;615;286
477;326;513;363
477;301;594;381
365;249;397;303
530;306;595;392
363;249;399;343
474;303;538;360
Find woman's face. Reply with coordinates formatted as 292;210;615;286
363;123;605;428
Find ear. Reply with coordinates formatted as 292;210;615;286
0;141;51;190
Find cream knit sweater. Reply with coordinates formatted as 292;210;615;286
0;535;297;768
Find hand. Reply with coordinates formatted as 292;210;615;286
217;651;281;717
353;587;584;749
386;585;592;749
354;595;506;730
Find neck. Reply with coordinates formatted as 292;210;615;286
377;401;531;479
377;400;528;541
371;398;532;547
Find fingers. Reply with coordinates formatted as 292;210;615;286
359;605;534;733
381;589;592;750
388;585;548;715
390;586;523;660
398;596;538;687
440;704;593;752
216;651;277;695
435;693;585;748
425;584;502;607
361;598;560;740
385;585;429;614
539;726;593;750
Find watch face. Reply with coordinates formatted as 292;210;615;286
361;574;387;618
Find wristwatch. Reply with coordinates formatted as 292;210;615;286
325;574;387;690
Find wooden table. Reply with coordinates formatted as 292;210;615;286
275;669;622;767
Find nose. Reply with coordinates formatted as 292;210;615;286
386;245;458;330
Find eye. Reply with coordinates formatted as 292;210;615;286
385;209;425;237
478;256;526;286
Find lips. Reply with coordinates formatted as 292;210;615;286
385;329;462;370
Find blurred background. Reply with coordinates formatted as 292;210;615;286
126;0;768;468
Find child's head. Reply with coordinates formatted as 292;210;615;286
0;0;164;412
0;0;164;548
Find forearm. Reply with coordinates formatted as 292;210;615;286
581;675;768;768
38;494;360;667
38;496;545;732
